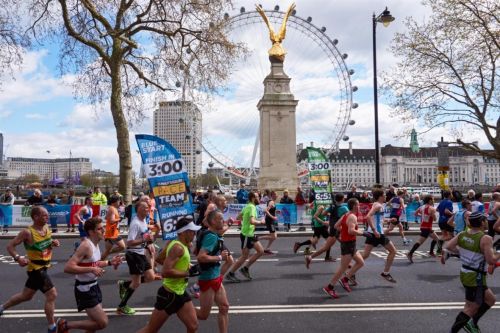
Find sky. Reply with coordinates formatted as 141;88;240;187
0;0;493;175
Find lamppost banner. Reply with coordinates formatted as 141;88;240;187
307;147;332;205
135;134;194;240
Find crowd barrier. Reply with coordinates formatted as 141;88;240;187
0;201;490;229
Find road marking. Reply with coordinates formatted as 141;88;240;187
2;302;498;318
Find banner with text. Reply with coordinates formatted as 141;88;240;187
307;147;332;205
136;134;194;240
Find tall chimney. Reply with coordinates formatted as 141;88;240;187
349;142;353;155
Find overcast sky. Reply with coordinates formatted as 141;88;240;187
0;0;492;174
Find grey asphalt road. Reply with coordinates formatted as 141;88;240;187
0;234;498;333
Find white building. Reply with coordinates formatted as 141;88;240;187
4;157;92;180
154;101;202;178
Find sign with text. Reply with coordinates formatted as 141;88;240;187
307;147;332;205
135;134;193;240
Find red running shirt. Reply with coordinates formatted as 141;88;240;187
340;212;357;242
420;205;434;230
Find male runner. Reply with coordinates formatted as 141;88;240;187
56;217;122;332
441;199;473;264
293;200;331;259
407;195;442;263
261;200;278;254
101;196;126;260
437;190;454;253
0;206;61;333
136;218;201;333
196;211;230;333
116;201;156;315
385;189;409;245
361;189;397;283
225;192;265;282
304;193;347;268
446;212;500;333
322;198;366;298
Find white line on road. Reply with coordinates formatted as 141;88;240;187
2;302;498;318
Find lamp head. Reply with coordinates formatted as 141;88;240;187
378;7;395;27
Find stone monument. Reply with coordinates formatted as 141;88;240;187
256;3;299;191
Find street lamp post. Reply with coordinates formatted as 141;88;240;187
373;7;395;185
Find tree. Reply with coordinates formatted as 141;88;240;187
22;0;241;203
383;0;499;159
0;1;27;86
19;174;41;184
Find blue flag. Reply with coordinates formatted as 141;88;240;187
135;134;194;240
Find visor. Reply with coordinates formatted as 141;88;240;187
176;222;201;234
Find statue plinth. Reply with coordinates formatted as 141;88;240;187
257;62;299;192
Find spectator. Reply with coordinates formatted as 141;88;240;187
0;188;15;234
280;189;294;231
450;187;463;203
471;192;485;214
66;188;75;205
25;189;44;206
466;189;475;201
260;189;271;205
346;185;360;200
359;191;371;203
385;184;396;202
295;187;307;226
236;182;249;204
91;186;108;205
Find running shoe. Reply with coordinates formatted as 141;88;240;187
117;280;126;299
187;284;201;299
440;251;450;265
339;277;352;292
56;318;69;333
116;305;136;315
263;249;275;255
406;252;414;264
293;242;300;254
239;267;252;280
403;239;411;246
305;255;312;269
324;257;336;262
380;272;397;283
346;274;358;286
463;319;481;333
225;272;241;283
428;252;436;258
322;286;339;299
304;247;312;255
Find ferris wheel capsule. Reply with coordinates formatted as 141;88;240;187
342;136;349;141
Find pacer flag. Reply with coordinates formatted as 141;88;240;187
307;147;332;205
135;134;194;240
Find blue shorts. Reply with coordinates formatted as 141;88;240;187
78;222;88;238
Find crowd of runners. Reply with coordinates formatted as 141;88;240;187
0;184;499;333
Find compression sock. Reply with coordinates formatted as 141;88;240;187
409;242;420;255
299;240;312;247
430;240;437;254
119;286;136;308
472;302;491;325
451;311;470;333
325;247;331;259
437;239;444;252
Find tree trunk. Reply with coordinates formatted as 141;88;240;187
110;60;133;204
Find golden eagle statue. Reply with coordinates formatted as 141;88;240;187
255;3;296;63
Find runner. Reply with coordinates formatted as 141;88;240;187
261;200;278;254
0;206;61;333
436;190;454;254
137;218;200;333
384;189;410;245
446;212;500;333
116;201;156;315
407;195;442;263
293;200;331;258
486;192;499;239
322;198;366;299
304;193;347;269
56;217;122;332
196;210;230;333
361;189;397;283
225;192;265;282
100;196;126;260
73;197;94;251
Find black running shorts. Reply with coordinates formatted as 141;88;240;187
438;221;454;233
420;228;432;238
125;251;152;275
265;221;276;233
313;226;329;239
365;234;390;247
464;285;488;305
74;283;102;312
340;240;357;256
328;226;339;238
240;234;258;249
154;287;192;315
25;267;54;293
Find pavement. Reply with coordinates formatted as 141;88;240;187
0;235;499;333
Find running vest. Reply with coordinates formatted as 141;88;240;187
105;206;120;239
24;225;53;271
487;201;499;222
458;231;486;287
311;204;327;228
390;197;403;217
454;210;467;234
367;205;384;234
75;239;101;291
340;212;357;242
162;240;190;295
420;205;434;230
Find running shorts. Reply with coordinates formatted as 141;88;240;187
154;287;192;315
